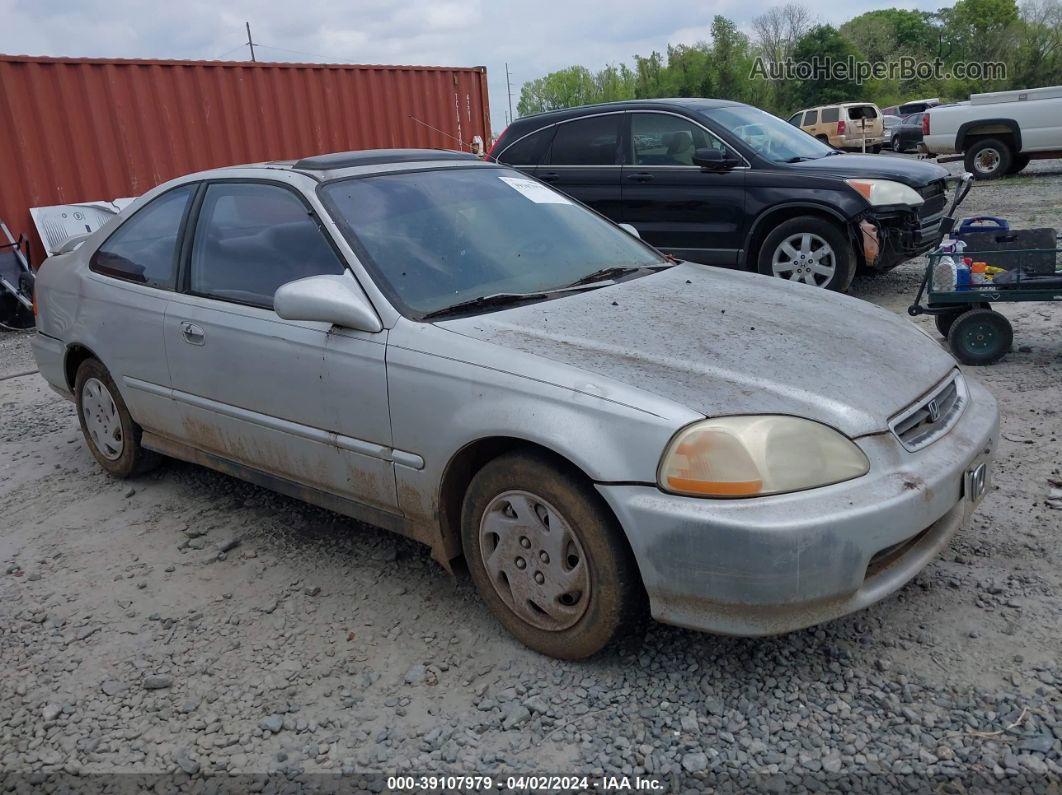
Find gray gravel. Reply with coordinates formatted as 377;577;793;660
1;156;1060;791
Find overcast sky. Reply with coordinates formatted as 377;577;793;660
1;0;940;132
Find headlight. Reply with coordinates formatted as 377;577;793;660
658;415;869;498
845;178;924;207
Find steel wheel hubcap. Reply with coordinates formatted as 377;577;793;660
81;377;124;460
976;149;1000;173
772;232;836;287
478;490;590;631
965;322;998;350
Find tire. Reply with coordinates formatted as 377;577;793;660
931;303;992;337
757;216;855;291
461;450;643;659
1008;155;1031;174
964;138;1012;180
871;144;882;154
947;308;1012;365
74;358;159;478
816;135;829;144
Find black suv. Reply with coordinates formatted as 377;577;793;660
490;99;951;291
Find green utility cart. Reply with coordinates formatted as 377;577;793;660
908;248;1062;365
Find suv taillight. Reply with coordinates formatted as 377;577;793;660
486;126;507;160
922;114;930;135
837;119;846;136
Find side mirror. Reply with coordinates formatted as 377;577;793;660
274;274;382;333
692;147;736;171
618;223;641;239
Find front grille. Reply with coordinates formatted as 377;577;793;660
889;372;967;452
915;181;948;240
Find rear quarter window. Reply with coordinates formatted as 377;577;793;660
821;107;839;123
90;184;196;289
496;126;556;166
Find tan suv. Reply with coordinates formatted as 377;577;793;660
787;103;884;152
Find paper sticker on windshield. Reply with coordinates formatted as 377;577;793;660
498;176;573;205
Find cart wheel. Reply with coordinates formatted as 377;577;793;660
947;308;1012;365
932;303;991;337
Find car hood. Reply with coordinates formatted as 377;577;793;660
785;153;947;188
438;264;957;437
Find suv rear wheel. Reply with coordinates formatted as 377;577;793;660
757;216;855;291
965;138;1012;180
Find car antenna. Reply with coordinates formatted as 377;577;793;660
406;115;473;152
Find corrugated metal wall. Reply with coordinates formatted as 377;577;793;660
0;55;491;261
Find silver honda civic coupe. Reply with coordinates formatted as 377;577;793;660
31;149;998;659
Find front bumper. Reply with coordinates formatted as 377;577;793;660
597;378;999;636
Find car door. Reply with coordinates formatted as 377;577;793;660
620;111;747;266
535;112;624;220
82;183;198;440
902;114;923;149
163;179;397;510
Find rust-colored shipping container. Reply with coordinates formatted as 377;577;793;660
0;54;491;262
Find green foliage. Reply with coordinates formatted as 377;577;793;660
515;0;1062;119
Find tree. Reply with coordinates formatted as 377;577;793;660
517;66;599;115
752;3;815;110
784;25;866;109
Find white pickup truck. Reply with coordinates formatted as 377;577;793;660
921;84;1062;179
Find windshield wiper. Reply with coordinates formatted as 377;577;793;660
421;291;549;320
563;263;672;288
783;156;816;163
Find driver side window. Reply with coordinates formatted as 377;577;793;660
189;182;346;309
631;114;726;166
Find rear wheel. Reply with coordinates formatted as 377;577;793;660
947;308;1012;365
757;216;855;291
74;358;159;477
965;138;1012;180
461;451;643;659
932;302;991;337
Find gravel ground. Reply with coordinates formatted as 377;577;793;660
1;156;1060;793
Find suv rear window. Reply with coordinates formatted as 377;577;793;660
496;126;556;166
847;106;878;119
821;107;839;123
547;115;621;166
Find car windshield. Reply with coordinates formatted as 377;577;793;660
704;105;836;163
320;167;665;316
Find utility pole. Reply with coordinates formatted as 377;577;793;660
505;63;513;122
246;22;257;62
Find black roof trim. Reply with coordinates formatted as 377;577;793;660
293;149;480;170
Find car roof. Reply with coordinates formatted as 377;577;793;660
506;98;748;127
185;149;495;183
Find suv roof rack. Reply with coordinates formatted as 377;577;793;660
293;149;480;170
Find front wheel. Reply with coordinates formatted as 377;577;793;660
74;358;159;477
757;216;855;291
947;308;1012;365
461;451;643;659
965;138;1012;180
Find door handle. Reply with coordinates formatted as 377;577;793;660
538;172;560;182
180;321;205;345
626;173;654;183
